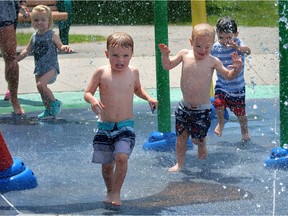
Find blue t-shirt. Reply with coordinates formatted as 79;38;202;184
211;38;246;96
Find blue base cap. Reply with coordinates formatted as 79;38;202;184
264;147;288;170
143;131;193;152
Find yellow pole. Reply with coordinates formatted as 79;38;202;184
190;0;214;96
191;0;207;25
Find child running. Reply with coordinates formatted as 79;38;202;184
158;23;242;172
212;16;251;142
17;5;72;119
84;32;158;206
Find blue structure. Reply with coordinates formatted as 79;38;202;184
143;131;193;152
264;147;288;170
143;98;229;152
0;158;37;193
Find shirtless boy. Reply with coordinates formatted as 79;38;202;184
84;32;158;205
158;23;242;172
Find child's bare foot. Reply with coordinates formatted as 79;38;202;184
104;193;113;204
168;163;182;172
198;143;207;160
214;123;224;137
112;194;122;206
241;133;251;142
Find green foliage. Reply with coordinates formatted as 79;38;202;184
72;0;278;27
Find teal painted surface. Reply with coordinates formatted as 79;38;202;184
0;85;279;115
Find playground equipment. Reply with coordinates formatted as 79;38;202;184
0;132;37;193
143;0;228;151
264;0;288;169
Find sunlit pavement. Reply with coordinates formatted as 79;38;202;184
0;98;286;215
0;25;284;215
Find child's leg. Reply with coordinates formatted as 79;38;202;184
238;115;251;141
214;106;226;137
35;69;57;107
169;131;189;172
193;138;207;160
102;162;114;204
112;153;129;206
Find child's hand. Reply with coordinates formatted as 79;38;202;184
229;52;242;72
91;99;105;115
227;40;238;50
148;98;158;114
62;45;73;53
158;43;171;55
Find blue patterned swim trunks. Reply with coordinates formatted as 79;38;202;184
92;119;135;164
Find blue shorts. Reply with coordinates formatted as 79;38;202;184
175;100;211;142
92;120;135;164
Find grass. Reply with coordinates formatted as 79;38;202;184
16;32;106;46
206;0;278;27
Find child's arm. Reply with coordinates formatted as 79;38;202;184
52;32;73;53
228;40;251;55
133;69;158;112
17;37;33;62
84;69;105;115
158;43;183;70
215;52;242;80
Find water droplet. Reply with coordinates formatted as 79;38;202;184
243;192;249;198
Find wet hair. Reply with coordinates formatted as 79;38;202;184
191;23;215;42
216;16;237;34
31;5;53;30
106;32;134;52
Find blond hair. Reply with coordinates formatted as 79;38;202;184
191;23;215;42
31;5;53;30
107;32;134;52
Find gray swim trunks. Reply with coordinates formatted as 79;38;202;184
92;119;135;164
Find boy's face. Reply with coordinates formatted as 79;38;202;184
190;35;214;60
105;45;133;72
217;31;239;48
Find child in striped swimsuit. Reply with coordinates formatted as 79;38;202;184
212;16;251;142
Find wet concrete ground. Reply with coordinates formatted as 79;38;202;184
0;98;287;215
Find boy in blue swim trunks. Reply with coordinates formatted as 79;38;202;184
84;32;158;206
211;16;251;142
158;23;242;172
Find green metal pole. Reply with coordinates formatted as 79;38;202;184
279;1;288;148
154;0;171;132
